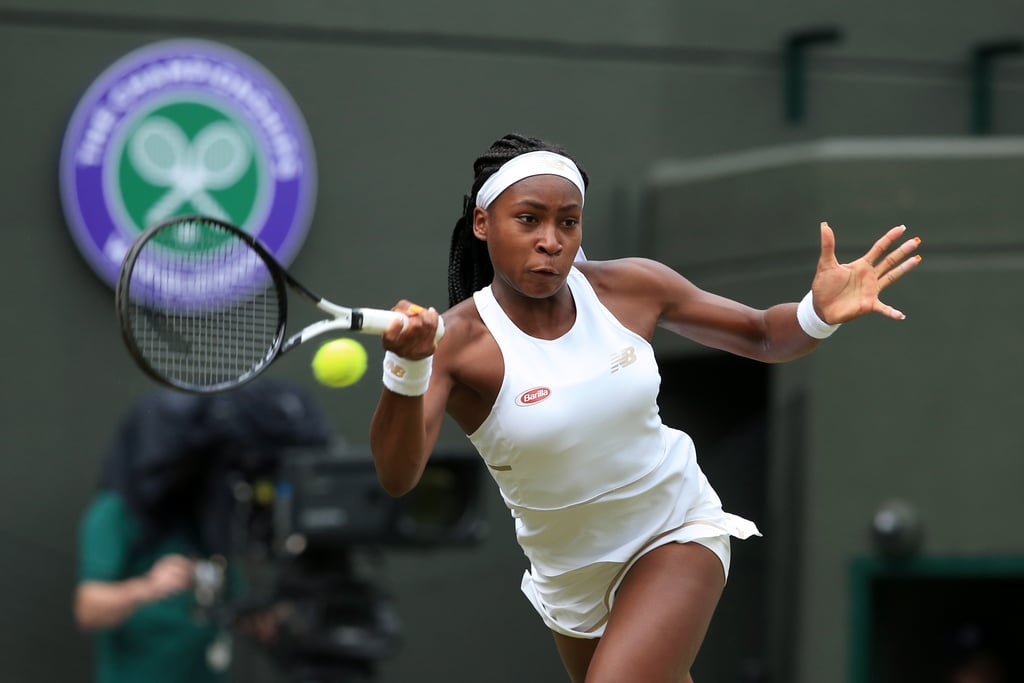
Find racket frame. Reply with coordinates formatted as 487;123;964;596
116;215;438;393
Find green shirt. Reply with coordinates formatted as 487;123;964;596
78;491;227;683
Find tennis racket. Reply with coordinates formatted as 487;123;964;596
116;215;444;393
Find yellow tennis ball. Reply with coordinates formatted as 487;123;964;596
311;338;368;388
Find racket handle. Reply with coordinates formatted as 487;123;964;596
358;307;446;342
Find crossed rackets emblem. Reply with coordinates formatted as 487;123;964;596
129;117;252;228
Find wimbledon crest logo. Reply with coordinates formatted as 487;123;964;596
60;39;316;288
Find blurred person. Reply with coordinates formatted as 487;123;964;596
369;133;922;682
950;655;1008;683
75;379;333;683
944;622;1010;683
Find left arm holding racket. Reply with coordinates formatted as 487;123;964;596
116;215;444;394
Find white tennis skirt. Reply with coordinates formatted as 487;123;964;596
515;428;760;638
521;518;754;638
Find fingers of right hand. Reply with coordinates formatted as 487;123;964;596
385;301;438;353
385;313;407;338
385;300;415;339
391;300;424;315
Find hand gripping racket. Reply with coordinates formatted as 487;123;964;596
116;215;444;393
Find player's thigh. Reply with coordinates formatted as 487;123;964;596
587;541;725;683
552;632;599;683
554;633;697;683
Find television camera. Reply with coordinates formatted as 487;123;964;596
114;379;486;683
204;443;487;683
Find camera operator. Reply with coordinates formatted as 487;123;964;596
74;379;334;683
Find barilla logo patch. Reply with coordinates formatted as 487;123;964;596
59;39;317;289
516;387;552;407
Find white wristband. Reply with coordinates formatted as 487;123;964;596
797;290;840;339
382;351;433;396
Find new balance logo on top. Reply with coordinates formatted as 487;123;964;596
610;346;637;373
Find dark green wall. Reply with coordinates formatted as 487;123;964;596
2;3;1023;682
646;144;1024;682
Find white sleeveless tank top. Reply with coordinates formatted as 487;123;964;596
470;267;666;512
470;267;759;574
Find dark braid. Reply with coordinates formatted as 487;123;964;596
447;133;589;307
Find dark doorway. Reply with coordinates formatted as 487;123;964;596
852;558;1024;683
658;351;770;683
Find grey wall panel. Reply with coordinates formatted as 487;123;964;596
4;0;1024;63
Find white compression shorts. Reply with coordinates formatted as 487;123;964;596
521;525;734;639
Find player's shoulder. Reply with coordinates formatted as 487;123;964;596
438;296;489;347
575;257;675;295
436;296;499;384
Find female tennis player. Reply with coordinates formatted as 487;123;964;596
369;133;921;682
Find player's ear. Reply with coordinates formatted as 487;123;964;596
472;207;488;242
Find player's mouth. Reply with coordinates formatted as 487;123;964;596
529;267;560;277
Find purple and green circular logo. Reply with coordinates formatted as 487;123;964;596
60;39;317;288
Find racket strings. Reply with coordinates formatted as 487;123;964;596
125;219;283;390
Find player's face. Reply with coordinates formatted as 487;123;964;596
473;174;583;300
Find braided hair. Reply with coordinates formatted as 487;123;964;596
447;133;590;307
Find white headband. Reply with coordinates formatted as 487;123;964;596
475;150;586;210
